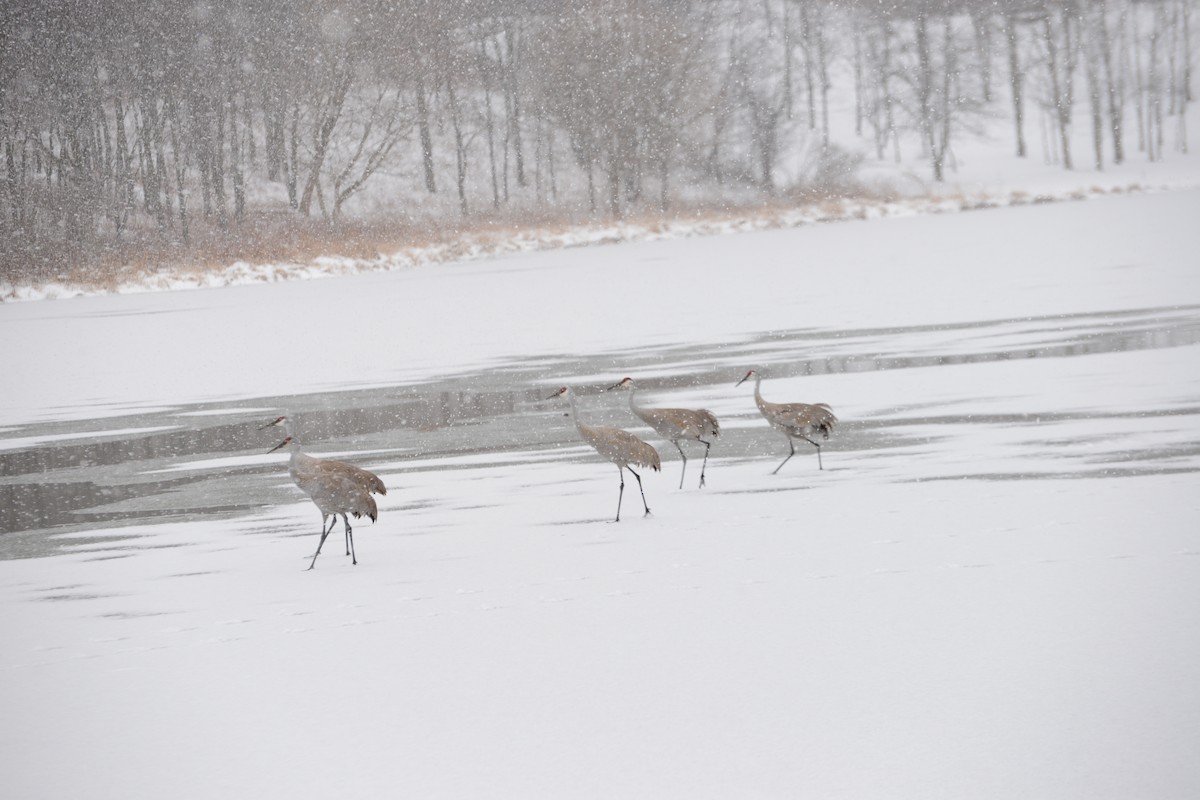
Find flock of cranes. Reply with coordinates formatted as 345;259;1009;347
263;370;837;569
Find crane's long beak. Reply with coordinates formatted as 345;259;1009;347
257;419;281;431
267;437;290;454
545;390;562;400
735;375;749;387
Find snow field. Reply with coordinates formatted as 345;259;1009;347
1;185;1198;798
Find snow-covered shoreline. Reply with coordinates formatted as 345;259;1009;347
3;177;1193;304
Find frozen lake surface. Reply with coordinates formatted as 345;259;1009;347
3;301;1199;559
1;191;1198;799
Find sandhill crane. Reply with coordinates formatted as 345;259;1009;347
260;415;387;570
606;377;720;490
547;386;661;522
735;370;837;473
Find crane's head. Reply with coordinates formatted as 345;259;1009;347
735;369;759;387
267;435;292;454
546;386;570;401
604;377;635;392
258;415;287;431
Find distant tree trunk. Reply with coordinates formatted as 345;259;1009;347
546;124;558;202
228;85;245;221
800;1;816;130
931;15;954;182
883;18;900;163
152;99;174;232
264;90;281;182
504;24;526;188
4;139;20;228
1006;10;1028;157
1167;4;1179;116
532;114;544;203
1099;0;1125;164
1132;7;1147;154
166;93;189;244
585;158;596;214
658;151;670;212
285;102;299;209
815;4;831;148
915;8;936;160
1147;8;1162;160
1183;0;1193;102
446;78;469;216
606;149;621;218
113;98;132;237
1063;8;1078;107
211;93;228;226
1043;12;1074;169
415;76;437;193
1085;9;1105;170
138;97;167;232
865;25;885;159
783;5;794;119
495;35;511;203
972;8;993;102
483;78;500;211
1177;0;1191;152
853;23;864;136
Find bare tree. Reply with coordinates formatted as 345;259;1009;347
1006;8;1030;157
1039;2;1077;170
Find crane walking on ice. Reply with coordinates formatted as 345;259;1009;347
735;370;837;473
547;386;661;522
606;377;720;489
261;415;387;569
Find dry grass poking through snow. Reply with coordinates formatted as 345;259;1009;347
0;183;1154;302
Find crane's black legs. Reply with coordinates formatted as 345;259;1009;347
343;514;357;565
801;435;824;470
773;437;823;473
673;441;688;490
698;439;712;488
614;467;626;522
308;515;338;570
628;467;651;516
614;466;652;521
772;439;796;474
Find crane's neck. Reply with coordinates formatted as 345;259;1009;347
627;384;646;413
753;375;768;410
566;389;585;433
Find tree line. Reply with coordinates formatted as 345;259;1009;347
1;0;1194;280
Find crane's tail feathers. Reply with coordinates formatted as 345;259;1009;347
349;496;379;522
699;409;721;438
813;404;838;438
635;440;662;472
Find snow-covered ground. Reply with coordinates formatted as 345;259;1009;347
2;184;1199;797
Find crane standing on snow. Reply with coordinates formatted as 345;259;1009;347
735;369;837;473
547;386;661;522
605;377;720;490
261;415;387;570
